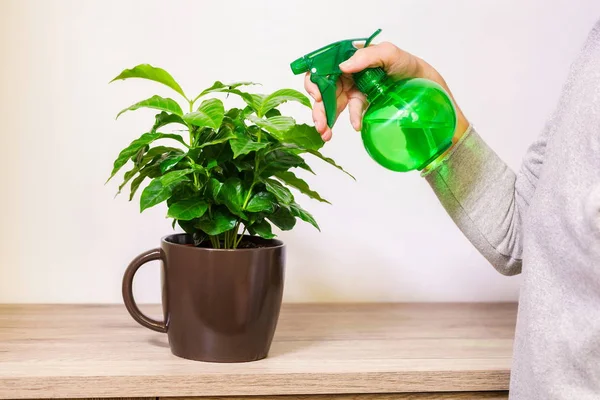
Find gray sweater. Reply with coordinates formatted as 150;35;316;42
422;20;600;399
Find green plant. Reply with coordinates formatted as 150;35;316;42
107;64;353;249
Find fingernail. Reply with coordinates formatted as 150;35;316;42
314;119;323;131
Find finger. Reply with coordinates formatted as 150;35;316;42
311;92;349;141
335;91;349;121
335;77;344;97
322;92;349;141
347;89;367;131
312;100;327;134
321;127;333;142
339;42;416;78
304;72;321;101
340;74;355;92
314;101;332;142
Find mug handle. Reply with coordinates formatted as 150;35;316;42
122;248;167;333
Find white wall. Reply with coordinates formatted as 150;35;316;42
1;0;599;304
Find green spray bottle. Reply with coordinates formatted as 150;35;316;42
290;29;457;172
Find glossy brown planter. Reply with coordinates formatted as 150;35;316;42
122;233;285;362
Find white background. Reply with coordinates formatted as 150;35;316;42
1;0;599;303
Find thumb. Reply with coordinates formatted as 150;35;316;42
339;42;416;78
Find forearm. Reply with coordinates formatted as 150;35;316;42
422;125;524;276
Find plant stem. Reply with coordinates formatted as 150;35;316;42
187;100;197;145
230;222;240;249
190;93;203;106
234;226;247;248
241;185;254;210
241;155;261;210
224;230;230;249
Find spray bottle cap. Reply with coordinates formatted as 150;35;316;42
290;29;385;128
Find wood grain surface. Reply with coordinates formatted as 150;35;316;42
172;394;509;400
0;303;517;399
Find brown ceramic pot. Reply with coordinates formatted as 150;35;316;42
122;233;285;362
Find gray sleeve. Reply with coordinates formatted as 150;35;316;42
421;124;549;276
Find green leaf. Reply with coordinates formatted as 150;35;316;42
262;149;305;176
118;146;177;196
192;231;208;246
191;128;235;166
219;177;246;217
151;112;187;132
258;89;311;117
245;94;266;113
197;81;259;98
267;206;296;231
110;64;186;99
249;219;275;239
183;98;225;129
140;169;193;211
156;133;188;147
133;145;147;166
141;146;183;164
306;149;355;180
165;134;188;147
118;145;174;194
107;132;160;182
159;153;186;173
168;181;197;205
193;82;263;113
279;124;324;151
177;219;197;234
265;108;281;118
247;115;295;137
265;178;294;205
167;198;208;221
118;167;139;193
298;161;316;175
275;171;330;204
140;180;176;212
207;178;223;202
230;134;269;158
197;128;236;149
128;152;171;201
129;168;152;201
116;95;183;119
232;157;254;172
246;192;277;213
107;132;189;185
225;108;243;121
195;208;237;236
290;202;320;231
206;159;218;170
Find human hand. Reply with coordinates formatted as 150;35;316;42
304;41;468;142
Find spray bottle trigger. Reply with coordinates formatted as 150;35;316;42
311;73;340;128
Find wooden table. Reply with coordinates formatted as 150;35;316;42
0;303;516;400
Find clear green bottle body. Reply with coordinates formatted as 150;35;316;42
360;77;457;172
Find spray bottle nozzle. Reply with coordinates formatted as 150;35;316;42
290;29;384;128
290;57;309;75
